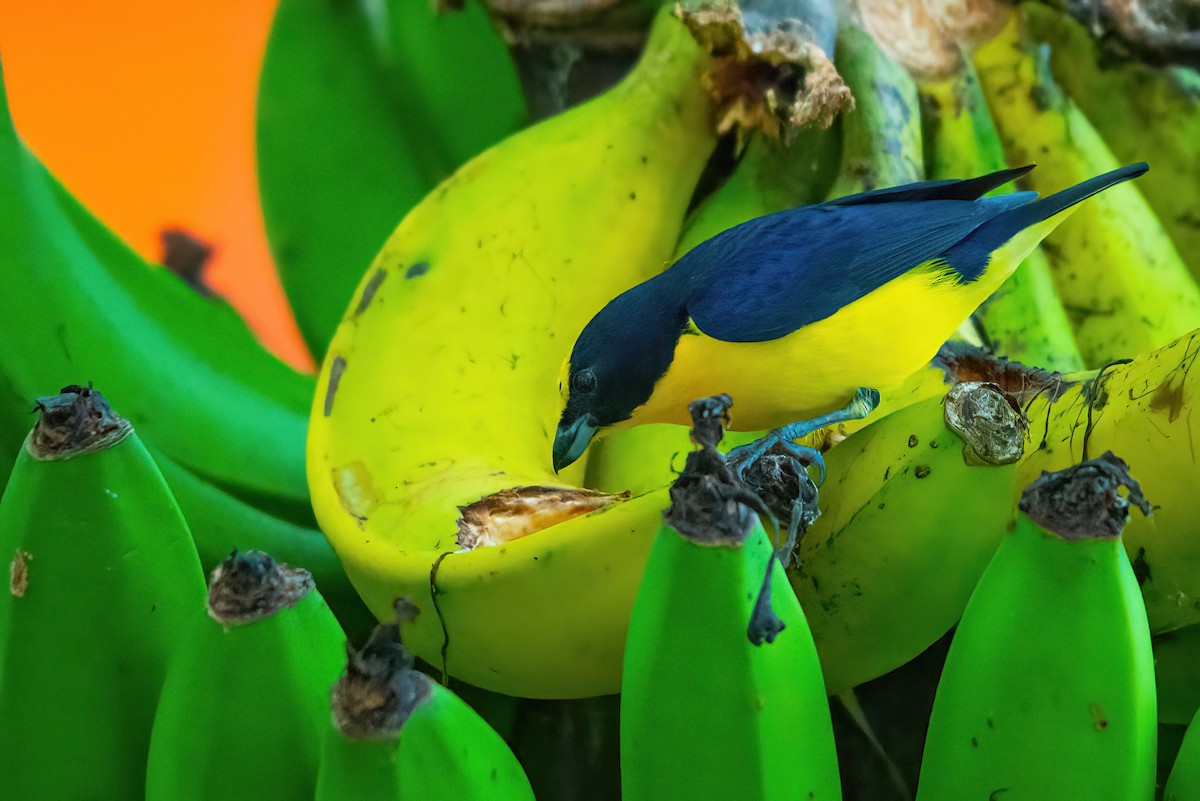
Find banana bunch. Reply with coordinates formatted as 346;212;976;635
0;386;206;801
308;1;852;698
0;58;369;628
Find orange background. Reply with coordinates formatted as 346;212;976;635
0;0;313;370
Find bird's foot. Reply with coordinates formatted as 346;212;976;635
727;387;881;485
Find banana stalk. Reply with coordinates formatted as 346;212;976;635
791;381;1024;694
974;9;1200;366
919;64;1083;372
917;454;1157;801
315;602;534;801
0;386;206;801
620;398;840;801
145;551;345;801
308;3;843;698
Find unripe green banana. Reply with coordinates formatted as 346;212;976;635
145;551;345;801
974;9;1200;366
1018;327;1200;633
1019;2;1200;284
919;64;1083;372
258;0;525;355
620;397;840;801
316;601;534;800
791;381;1024;694
1168;710;1200;800
917;454;1157;801
0;386;206;801
0;57;315;520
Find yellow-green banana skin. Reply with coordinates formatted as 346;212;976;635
916;515;1156;801
974;9;1200;366
0;426;206;800
1156;625;1200;727
792;386;1021;695
316;682;534;800
621;522;841;801
145;577;345;800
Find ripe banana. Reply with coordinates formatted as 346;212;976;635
309;3;831;697
1168;710;1200;801
1020;2;1200;283
0;59;313;516
916;454;1157;801
145;551;345;801
790;381;1024;695
315;601;535;801
620;399;840;801
0;386;206;801
1018;327;1200;632
919;63;1083;372
258;0;525;355
974;9;1200;366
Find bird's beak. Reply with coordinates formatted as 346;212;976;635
553;413;599;473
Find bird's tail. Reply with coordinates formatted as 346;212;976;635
963;163;1149;258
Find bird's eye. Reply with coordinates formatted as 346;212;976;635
571;369;597;395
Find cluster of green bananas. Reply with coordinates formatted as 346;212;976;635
3;0;1200;796
0;386;531;799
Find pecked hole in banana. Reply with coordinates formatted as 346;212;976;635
456;486;630;549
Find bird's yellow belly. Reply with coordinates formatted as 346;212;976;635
622;267;990;431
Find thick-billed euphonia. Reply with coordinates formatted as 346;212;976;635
553;163;1147;472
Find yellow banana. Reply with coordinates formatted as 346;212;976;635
974;9;1200;366
309;5;832;698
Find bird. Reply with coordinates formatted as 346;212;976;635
552;162;1148;474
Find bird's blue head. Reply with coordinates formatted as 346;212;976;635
553;277;687;472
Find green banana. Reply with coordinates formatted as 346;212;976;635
828;24;923;199
145;550;345;801
916;454;1157;801
791;381;1024;694
1020;2;1200;283
919;63;1084;372
620;397;840;801
0;386;206;800
308;3;840;697
0;57;313;515
1156;625;1200;727
316;601;535;801
1018;327;1200;633
258;0;525;356
974;9;1200;366
1168;710;1200;800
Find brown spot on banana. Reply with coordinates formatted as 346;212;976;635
324;356;347;417
9;550;30;598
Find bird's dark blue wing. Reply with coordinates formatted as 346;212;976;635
669;191;1035;343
